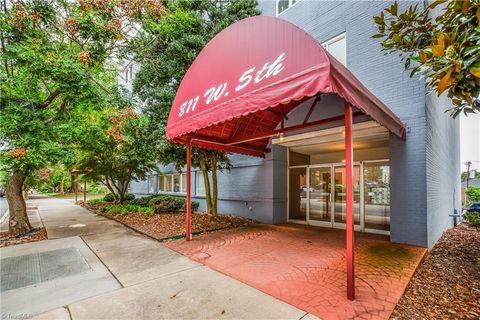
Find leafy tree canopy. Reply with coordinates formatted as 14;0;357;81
0;0;165;234
76;104;158;203
373;0;480;117
127;0;259;215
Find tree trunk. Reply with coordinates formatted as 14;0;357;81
59;176;65;195
211;158;218;217
199;159;213;214
70;172;75;192
6;171;32;235
104;177;119;202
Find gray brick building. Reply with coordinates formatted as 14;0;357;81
129;1;461;249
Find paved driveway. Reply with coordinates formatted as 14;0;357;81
165;224;427;320
1;197;314;320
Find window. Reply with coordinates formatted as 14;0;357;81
173;174;181;192
158;175;165;192
364;161;390;231
148;175;156;193
181;173;187;193
124;64;133;83
156;173;187;194
196;171;205;196
165;175;173;192
277;0;299;15
322;33;346;66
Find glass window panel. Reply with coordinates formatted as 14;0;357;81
173;174;180;192
165;175;173;192
196;171;205;196
277;0;289;14
333;165;361;225
148;176;156;193
158;176;165;192
289;167;307;221
364;162;390;231
181;174;187;193
309;167;332;222
326;36;346;66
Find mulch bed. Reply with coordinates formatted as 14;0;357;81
391;225;480;319
0;227;48;248
83;203;256;241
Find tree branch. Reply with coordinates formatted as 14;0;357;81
37;89;62;109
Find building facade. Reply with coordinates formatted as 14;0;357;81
129;1;461;249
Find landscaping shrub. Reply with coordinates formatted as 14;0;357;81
150;196;185;213
103;193;115;202
134;195;200;213
103;192;135;202
87;199;105;206
466;186;480;203
104;204;154;216
464;211;480;228
130;195;157;207
124;193;135;201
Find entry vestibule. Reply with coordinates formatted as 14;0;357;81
276;121;391;235
288;161;390;235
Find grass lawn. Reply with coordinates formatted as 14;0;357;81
41;192;106;200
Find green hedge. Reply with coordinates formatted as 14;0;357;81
101;204;154;216
131;195;199;213
103;192;135;202
464;211;480;227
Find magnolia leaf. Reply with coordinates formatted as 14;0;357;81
477;7;480;25
469;62;480;77
455;61;461;72
431;45;444;57
437;33;445;48
437;67;453;95
462;0;470;14
429;0;447;9
390;2;398;16
392;33;401;43
419;50;427;62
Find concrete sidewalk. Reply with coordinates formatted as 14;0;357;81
1;197;316;320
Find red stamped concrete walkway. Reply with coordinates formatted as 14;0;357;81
165;224;426;320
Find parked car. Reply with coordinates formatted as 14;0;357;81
465;202;480;213
0;188;5;197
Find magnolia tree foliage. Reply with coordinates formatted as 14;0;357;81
373;0;480;117
128;0;259;216
0;0;165;234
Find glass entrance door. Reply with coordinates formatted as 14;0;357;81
333;165;361;230
288;160;390;234
308;166;332;226
288;167;307;221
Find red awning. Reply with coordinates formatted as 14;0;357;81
166;16;405;157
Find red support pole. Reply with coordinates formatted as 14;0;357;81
345;101;355;301
186;138;192;241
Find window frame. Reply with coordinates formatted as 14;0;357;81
148;175;156;194
195;171;206;197
276;0;301;16
155;173;187;195
321;33;347;66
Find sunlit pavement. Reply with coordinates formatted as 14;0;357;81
165;224;427;320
